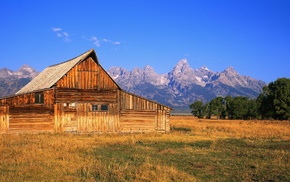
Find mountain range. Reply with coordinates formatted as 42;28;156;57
0;60;266;112
108;59;266;112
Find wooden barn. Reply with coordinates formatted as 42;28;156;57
0;49;171;133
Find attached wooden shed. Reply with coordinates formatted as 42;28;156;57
0;49;171;133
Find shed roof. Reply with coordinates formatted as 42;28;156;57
16;49;98;95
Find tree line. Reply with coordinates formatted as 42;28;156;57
190;78;290;120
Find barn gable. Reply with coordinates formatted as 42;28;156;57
55;55;119;91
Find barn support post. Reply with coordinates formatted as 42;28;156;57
0;105;9;132
54;103;59;132
54;103;64;132
165;110;171;132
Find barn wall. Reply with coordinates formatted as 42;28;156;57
119;91;171;132
120;91;158;110
77;103;119;132
0;89;54;107
54;88;120;132
0;90;54;133
8;105;54;133
55;88;118;103
119;110;156;132
54;102;119;133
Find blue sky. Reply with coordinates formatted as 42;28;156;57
0;0;289;83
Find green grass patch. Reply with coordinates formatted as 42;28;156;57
171;126;192;132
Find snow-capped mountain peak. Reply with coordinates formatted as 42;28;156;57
173;59;191;73
0;64;39;79
16;64;39;78
201;66;209;71
196;65;210;71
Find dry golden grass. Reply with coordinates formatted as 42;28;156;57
0;116;289;181
0;133;198;181
171;115;290;140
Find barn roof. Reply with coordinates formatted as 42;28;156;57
16;49;98;95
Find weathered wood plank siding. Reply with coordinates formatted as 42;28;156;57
119;91;171;132
0;89;54;106
54;103;77;132
0;90;54;133
56;57;118;90
120;110;156;132
77;103;119;132
55;88;118;103
8;105;54;133
54;102;119;132
156;110;171;131
120;91;158;110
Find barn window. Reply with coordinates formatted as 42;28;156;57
35;93;44;104
69;103;76;108
92;104;98;111
64;103;76;109
101;105;108;111
91;104;108;112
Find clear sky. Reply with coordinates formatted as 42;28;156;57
1;0;289;83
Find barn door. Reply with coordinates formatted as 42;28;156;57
156;110;166;131
0;105;9;132
63;103;77;132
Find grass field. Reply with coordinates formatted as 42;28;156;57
0;116;290;181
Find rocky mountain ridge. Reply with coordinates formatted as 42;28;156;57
0;65;39;97
0;64;38;79
108;59;266;112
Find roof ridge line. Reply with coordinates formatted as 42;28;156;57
48;49;94;68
